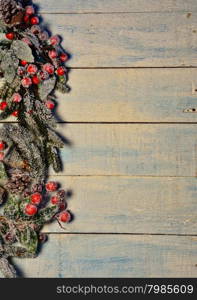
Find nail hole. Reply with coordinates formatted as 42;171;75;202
183;108;197;113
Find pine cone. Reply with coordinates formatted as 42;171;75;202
0;0;24;25
5;169;31;195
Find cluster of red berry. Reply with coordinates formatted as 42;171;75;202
0;5;69;116
25;181;71;223
0;93;22;116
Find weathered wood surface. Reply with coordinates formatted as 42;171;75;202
13;234;197;277
43;12;197;67
35;0;197;13
56;68;197;122
44;176;197;234
4;68;197;123
1;0;197;278
53;124;197;176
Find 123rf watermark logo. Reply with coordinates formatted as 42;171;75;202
56;284;194;296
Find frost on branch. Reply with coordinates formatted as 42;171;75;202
0;0;72;278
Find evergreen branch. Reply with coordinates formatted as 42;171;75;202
0;0;72;278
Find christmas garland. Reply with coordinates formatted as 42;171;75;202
0;0;71;278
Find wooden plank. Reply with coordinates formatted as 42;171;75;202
13;234;197;277
53;123;197;176
44;12;197;67
57;68;197;122
34;0;197;13
44;176;197;234
1;124;196;176
3;68;197;123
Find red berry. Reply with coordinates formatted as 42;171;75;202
60;53;68;62
48;50;58;59
50;35;60;46
12;93;22;103
25;5;35;15
0;152;4;161
32;76;40;85
0;141;6;151
23;15;30;23
6;32;14;40
21;77;32;88
57;67;65;76
21;60;28;66
30;16;39;25
25;204;38;216
27;64;38;75
59;211;71;223
42;63;54;75
45;181;58;192
12;111;19;117
46;100;55;110
0;102;7;110
31;193;42;205
51;196;59;205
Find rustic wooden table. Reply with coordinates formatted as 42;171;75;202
12;0;197;277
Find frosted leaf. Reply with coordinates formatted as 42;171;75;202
0;51;19;83
17;227;38;254
11;40;34;62
38;76;56;100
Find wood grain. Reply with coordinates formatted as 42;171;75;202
13;234;197;278
34;0;197;13
43;12;197;67
3;68;197;123
0;0;196;279
56;68;197;122
53;123;197;176
44;176;197;234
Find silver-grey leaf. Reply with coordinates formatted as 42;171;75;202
11;40;34;62
38;76;56;100
0;51;19;83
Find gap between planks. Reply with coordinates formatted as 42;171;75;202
3;122;197;125
45;232;197;237
42;175;197;178
62;67;197;69
40;11;197;15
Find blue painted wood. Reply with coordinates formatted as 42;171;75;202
44;176;197;235
13;234;197;277
55;68;197;122
53;124;197;176
1;0;196;278
42;12;197;67
34;0;197;13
